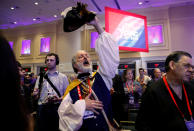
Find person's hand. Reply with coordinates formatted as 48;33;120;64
33;88;39;96
47;95;62;103
32;88;39;100
110;88;115;95
85;93;103;115
86;16;103;34
87;16;98;26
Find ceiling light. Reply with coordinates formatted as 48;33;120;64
34;2;38;5
138;2;143;5
10;7;15;10
13;22;17;24
53;15;57;18
33;17;40;21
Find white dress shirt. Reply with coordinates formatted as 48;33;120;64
34;71;69;105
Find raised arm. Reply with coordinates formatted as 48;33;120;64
87;16;120;90
87;17;104;34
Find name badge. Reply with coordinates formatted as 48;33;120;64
185;120;194;131
83;110;94;119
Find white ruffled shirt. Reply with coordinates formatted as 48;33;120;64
58;32;120;131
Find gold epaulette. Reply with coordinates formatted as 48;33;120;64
63;79;82;98
63;72;97;99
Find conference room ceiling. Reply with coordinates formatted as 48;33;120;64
1;0;194;29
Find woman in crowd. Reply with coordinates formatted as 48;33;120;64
122;68;142;106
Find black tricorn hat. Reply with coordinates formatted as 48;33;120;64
61;2;96;32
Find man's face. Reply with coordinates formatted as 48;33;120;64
75;50;92;73
190;71;194;80
46;56;56;70
139;70;144;76
154;69;161;79
173;55;193;82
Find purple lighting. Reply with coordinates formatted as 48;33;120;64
90;32;99;48
21;40;31;54
148;25;163;45
40;37;50;53
9;41;13;49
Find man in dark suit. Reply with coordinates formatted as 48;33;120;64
136;51;194;131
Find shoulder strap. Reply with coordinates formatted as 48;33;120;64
38;72;44;90
63;72;97;99
44;74;61;97
37;72;45;100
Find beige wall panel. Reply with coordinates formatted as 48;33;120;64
169;4;194;64
2;22;57;64
56;20;82;64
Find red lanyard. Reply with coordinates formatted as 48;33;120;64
88;79;92;93
163;76;193;120
126;82;133;94
77;85;82;100
77;79;92;100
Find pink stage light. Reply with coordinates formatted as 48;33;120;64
21;40;31;54
105;7;149;52
9;41;13;49
40;37;50;53
90;32;99;48
148;25;163;45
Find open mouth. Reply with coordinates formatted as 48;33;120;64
83;60;89;65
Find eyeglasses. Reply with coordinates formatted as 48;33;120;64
176;62;194;69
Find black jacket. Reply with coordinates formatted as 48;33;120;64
135;78;194;131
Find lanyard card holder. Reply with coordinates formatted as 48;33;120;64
185;120;194;131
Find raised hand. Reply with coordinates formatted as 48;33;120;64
86;16;104;34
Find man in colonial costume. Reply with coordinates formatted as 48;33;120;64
58;3;120;130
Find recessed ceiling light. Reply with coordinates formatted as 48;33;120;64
13;22;17;24
138;2;143;5
10;6;20;10
33;17;40;21
10;7;15;10
34;2;38;5
53;15;57;18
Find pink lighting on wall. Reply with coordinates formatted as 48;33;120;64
148;25;163;45
9;41;13;49
21;40;31;54
90;32;99;48
40;37;50;53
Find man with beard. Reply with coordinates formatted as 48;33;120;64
58;17;120;131
33;53;69;131
135;51;194;131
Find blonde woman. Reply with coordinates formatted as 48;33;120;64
122;68;142;106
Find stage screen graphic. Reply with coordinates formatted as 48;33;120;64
105;7;149;52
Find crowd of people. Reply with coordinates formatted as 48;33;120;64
1;3;194;131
